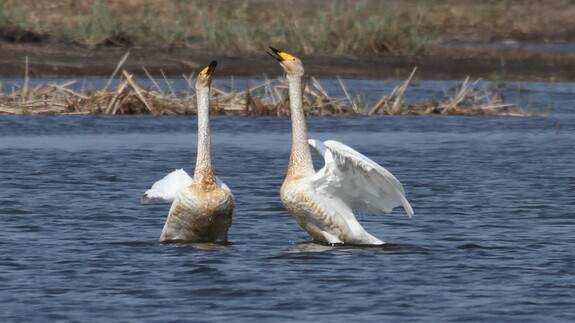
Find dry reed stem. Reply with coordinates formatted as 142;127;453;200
122;70;155;114
23;56;29;101
0;61;535;117
142;67;162;92
102;51;130;92
392;67;418;112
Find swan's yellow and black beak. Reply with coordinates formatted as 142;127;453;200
267;47;295;62
200;60;217;76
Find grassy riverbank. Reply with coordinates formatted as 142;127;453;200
1;1;575;81
2;0;575;54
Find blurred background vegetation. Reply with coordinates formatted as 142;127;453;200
1;0;575;56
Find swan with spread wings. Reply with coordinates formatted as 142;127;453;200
267;47;413;245
141;61;234;243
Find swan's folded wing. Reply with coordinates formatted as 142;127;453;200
292;175;382;244
141;169;193;204
319;140;413;217
216;176;234;198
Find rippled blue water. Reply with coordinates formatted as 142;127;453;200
1;82;575;322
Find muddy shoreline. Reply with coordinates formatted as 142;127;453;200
1;43;575;81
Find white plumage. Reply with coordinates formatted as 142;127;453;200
310;139;413;217
141;169;192;203
268;47;413;245
142;169;231;204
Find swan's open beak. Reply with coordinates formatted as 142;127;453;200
206;60;217;75
200;60;217;76
267;46;284;62
267;46;296;62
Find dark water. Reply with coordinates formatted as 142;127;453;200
1;87;575;322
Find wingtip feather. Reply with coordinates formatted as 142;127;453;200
404;200;414;218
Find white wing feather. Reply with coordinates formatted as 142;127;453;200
142;168;232;204
309;184;385;244
141;169;193;203
216;177;232;196
309;139;414;217
308;139;334;164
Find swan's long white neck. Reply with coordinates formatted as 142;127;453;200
286;74;314;178
194;85;216;184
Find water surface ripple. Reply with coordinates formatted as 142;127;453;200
1;108;574;321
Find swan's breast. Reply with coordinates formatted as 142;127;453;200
280;178;345;241
161;184;234;242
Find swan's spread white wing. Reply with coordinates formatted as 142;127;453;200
309;139;414;217
308;139;334;164
141;169;193;203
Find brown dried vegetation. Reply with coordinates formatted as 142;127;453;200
0;57;532;117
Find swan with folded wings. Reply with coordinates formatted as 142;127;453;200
267;47;413;245
141;61;234;243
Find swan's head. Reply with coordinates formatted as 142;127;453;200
196;60;217;88
267;47;304;77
